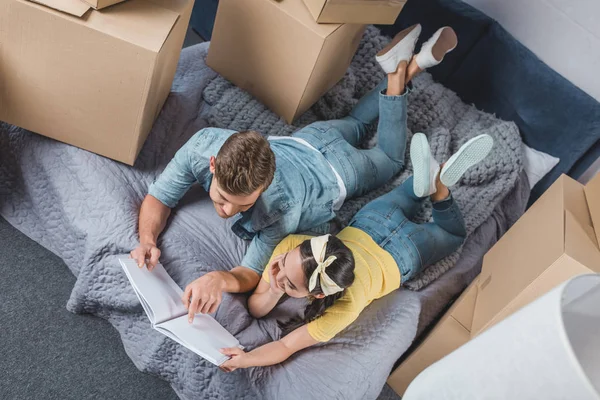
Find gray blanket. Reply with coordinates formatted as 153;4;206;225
0;30;528;400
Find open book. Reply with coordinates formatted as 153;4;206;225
118;256;242;366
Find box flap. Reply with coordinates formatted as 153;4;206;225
565;209;600;270
473;174;569;333
328;0;404;5
82;0;126;10
86;0;179;53
474;254;593;336
302;0;325;20
387;315;470;396
27;0;91;17
275;0;340;37
584;172;600;246
451;278;479;331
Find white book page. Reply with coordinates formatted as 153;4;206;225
155;315;241;366
119;256;187;325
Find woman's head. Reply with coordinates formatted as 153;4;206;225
275;235;354;334
273;235;355;300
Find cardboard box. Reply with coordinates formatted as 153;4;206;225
206;0;365;123
303;0;405;24
0;0;193;165
82;0;126;10
387;277;479;396
387;173;600;396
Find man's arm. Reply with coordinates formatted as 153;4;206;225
130;195;171;268
182;266;261;321
131;136;205;269
182;226;289;321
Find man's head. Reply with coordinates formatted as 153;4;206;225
209;131;276;218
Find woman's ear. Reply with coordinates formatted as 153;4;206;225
314;293;325;299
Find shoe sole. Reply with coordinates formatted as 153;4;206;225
410;133;431;198
440;135;494;187
431;27;458;63
377;24;420;60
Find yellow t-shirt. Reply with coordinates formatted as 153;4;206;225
261;227;400;342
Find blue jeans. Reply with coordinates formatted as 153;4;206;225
295;78;407;198
349;177;467;282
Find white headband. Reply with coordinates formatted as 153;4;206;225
308;234;343;296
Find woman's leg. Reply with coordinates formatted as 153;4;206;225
407;177;467;270
349;175;466;282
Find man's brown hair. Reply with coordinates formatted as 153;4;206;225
215;131;276;196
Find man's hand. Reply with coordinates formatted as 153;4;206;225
268;255;285;295
219;347;248;372
182;272;227;321
130;243;161;271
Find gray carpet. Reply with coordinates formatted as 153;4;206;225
0;216;179;400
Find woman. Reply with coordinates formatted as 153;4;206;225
218;128;494;371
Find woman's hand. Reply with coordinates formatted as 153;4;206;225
219;347;248;372
219;326;318;371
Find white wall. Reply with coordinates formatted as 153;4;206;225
463;0;600;103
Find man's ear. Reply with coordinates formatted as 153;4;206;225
314;293;325;299
209;156;216;174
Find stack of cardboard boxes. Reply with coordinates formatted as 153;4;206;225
207;0;406;123
0;0;405;163
0;0;193;164
387;173;600;396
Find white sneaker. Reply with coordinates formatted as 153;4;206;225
440;134;494;187
411;133;440;198
376;24;422;74
415;27;458;70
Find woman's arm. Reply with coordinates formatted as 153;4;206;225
247;279;284;319
247;255;285;318
220;325;317;371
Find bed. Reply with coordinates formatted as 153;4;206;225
1;0;599;399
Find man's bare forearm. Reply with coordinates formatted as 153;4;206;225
225;267;261;293
138;195;171;245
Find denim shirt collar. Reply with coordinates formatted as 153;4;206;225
230;171;289;239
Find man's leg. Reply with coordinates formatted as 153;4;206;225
350;175;466;282
331;78;389;147
344;60;410;198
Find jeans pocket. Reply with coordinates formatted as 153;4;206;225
406;227;437;268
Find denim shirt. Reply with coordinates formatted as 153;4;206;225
148;128;339;274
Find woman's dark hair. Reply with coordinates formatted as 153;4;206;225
280;235;355;334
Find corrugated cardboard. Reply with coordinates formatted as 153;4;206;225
472;174;600;335
303;0;405;24
387;173;600;396
82;0;127;10
0;0;193;165
387;278;479;396
206;0;365;123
